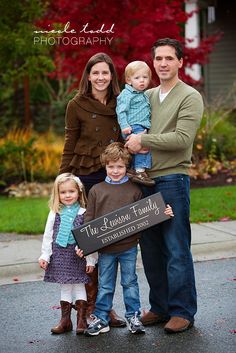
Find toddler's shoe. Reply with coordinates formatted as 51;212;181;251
132;171;155;187
84;316;110;336
126;169;136;178
127;312;145;334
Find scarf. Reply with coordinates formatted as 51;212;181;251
55;202;80;247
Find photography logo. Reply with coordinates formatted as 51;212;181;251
33;22;115;46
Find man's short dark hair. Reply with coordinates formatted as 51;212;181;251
151;38;183;60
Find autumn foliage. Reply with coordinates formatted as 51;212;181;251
36;0;220;86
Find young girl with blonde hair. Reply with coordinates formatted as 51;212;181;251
39;173;97;335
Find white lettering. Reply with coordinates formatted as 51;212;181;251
34;21;76;34
80;23;115;34
80;224;99;238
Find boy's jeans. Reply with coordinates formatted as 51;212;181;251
123;124;152;170
93;246;141;325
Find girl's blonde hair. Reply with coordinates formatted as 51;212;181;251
125;61;152;81
49;173;87;213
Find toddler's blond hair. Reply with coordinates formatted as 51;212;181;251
125;61;152;82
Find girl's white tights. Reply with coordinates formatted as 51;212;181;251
60;283;87;303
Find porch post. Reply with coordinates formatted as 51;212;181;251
185;0;201;81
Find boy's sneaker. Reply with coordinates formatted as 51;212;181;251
84;316;110;336
127;312;146;334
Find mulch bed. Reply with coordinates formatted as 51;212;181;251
0;172;235;197
190;172;236;188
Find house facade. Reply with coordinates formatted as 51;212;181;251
185;0;236;105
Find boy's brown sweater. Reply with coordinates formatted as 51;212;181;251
85;180;142;253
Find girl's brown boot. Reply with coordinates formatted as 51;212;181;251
51;301;73;334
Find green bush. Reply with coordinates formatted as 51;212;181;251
0;129;63;185
0;135;37;184
193;110;236;161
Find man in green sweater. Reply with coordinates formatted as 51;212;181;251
125;38;204;333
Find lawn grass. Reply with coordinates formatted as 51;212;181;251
0;185;235;234
0;197;49;234
190;185;236;223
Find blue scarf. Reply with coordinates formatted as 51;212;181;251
56;202;80;247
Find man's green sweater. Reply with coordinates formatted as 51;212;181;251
141;80;204;178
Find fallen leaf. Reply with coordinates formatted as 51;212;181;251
13;277;19;282
51;305;61;310
219;217;231;222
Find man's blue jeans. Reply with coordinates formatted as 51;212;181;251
93;246;141;325
140;174;197;322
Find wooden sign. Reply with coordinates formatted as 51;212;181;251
72;192;170;255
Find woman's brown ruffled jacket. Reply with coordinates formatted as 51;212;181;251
59;94;120;175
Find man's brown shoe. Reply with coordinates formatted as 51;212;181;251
140;310;169;326
164;316;194;333
109;309;126;327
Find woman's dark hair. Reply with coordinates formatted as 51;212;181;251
151;38;183;60
78;53;120;101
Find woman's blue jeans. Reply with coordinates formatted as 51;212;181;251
93;246;141;324
140;174;197;322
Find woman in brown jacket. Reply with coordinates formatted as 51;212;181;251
59;53;125;328
60;53;121;193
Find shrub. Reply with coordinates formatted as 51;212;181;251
191;83;236;179
194;82;236;159
0;128;63;185
193;115;236;162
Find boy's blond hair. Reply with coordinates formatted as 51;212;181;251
100;142;131;167
125;61;152;81
49;173;87;213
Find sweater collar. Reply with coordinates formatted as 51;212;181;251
105;175;129;184
73;94;117;115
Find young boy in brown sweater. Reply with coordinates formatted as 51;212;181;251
77;142;173;336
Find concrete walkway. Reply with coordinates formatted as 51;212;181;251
0;221;236;285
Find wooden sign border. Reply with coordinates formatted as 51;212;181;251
72;192;170;255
